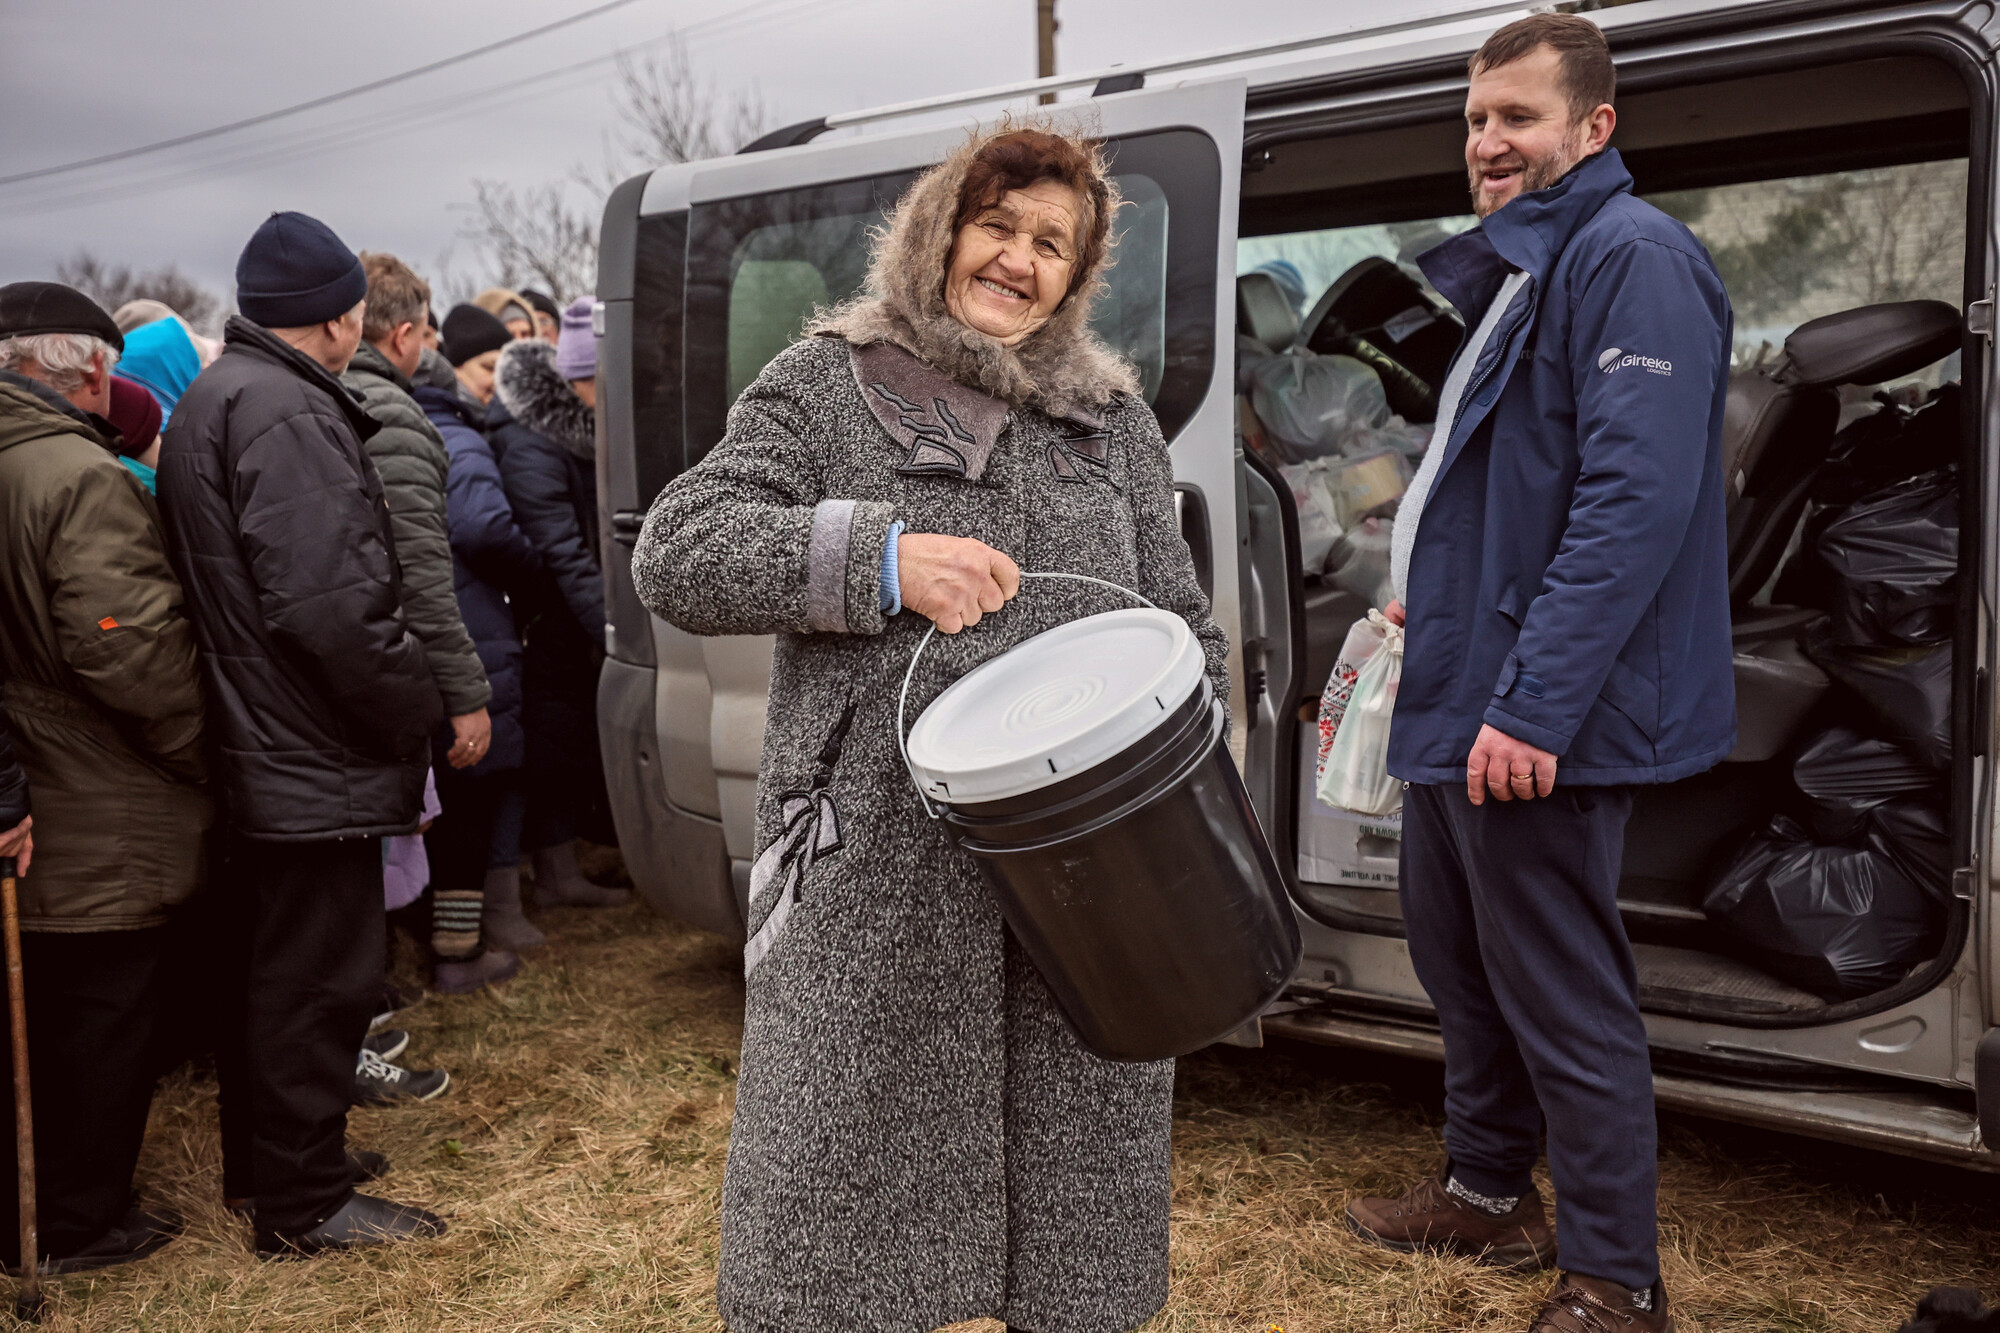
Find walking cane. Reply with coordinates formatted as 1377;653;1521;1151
1;857;41;1322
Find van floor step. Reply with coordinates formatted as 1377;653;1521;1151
1634;942;1823;1015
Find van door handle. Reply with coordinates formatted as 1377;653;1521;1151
1174;483;1213;600
611;509;645;547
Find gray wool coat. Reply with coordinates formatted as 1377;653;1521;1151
632;330;1228;1333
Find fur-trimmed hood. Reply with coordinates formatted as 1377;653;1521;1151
807;124;1140;420
494;338;594;459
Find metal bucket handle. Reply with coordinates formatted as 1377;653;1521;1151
897;571;1157;820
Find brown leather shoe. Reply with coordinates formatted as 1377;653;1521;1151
1345;1165;1556;1271
1530;1273;1673;1332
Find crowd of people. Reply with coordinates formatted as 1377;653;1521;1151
0;212;622;1264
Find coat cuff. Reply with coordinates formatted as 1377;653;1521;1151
439;677;494;718
1481;703;1572;758
805;498;897;635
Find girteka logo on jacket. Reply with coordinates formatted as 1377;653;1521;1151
1598;346;1673;376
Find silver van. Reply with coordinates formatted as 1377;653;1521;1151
594;0;2000;1169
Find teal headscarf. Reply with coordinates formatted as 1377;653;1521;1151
118;456;157;494
118;318;202;423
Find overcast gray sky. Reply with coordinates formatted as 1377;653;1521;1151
1;0;1448;307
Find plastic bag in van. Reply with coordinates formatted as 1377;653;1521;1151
1280;462;1342;573
1867;798;1951;891
1323;449;1410;529
1315;611;1390;775
1790;726;1940;840
1327;515;1394;607
1317;609;1404;816
1702;813;1944;1001
1814;467;1958;646
1788;725;1948;895
1345;414;1433;463
1803;628;1952;770
1773;389;1958;612
1250;350;1390;457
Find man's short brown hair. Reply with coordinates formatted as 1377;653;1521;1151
1470;14;1615;122
359;252;431;343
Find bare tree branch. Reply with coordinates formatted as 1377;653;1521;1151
460;31;767;299
460;181;599;305
608;38;769;171
54;250;225;334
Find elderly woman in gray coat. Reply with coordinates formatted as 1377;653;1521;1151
632;123;1228;1333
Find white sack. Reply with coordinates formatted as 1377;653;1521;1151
1317;609;1405;817
1250;350;1390;457
1327;515;1395;608
1279;462;1343;573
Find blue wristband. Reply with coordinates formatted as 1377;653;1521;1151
879;520;906;614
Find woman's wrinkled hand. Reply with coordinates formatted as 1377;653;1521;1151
899;533;1020;634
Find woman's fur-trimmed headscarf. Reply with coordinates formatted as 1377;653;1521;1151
809;120;1140;420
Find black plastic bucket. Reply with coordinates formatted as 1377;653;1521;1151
902;578;1301;1062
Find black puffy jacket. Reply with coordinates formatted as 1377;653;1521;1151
157;318;441;840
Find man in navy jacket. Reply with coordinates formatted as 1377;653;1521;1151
1345;17;1733;1332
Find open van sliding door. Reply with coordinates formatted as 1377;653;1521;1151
598;80;1248;931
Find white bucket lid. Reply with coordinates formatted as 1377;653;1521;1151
906;608;1207;804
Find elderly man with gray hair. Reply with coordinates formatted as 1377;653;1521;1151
0;280;210;1275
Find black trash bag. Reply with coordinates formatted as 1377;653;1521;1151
1817;383;1960;511
1814;467;1958;646
1803;627;1952;770
1775;388;1958;611
1702;814;1946;1001
1869;799;1952;894
1790;725;1941;841
1787;725;1951;897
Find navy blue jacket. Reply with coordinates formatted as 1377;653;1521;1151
415;384;540;774
1389;149;1736;786
485;398;604;657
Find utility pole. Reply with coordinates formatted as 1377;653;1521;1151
1037;0;1058;104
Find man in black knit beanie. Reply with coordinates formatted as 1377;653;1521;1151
157;211;449;1258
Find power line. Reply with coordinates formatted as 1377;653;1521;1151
0;0;861;218
0;0;656;188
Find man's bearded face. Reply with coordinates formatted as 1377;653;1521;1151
1464;45;1602;218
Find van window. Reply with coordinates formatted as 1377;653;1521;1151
1241;156;1968;381
630;209;687;509
682;128;1220;472
721;202;898;407
1655;160;1968;376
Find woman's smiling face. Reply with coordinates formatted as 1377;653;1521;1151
943;179;1081;344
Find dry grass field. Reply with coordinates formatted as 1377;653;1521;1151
26;869;2000;1332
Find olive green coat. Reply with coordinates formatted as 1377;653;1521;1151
0;372;211;931
343;342;491;717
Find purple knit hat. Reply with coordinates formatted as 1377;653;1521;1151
555;297;596;380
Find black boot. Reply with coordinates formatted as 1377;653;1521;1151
10;1205;183;1276
255;1192;445;1258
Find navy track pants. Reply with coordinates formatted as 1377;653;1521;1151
1399;781;1657;1289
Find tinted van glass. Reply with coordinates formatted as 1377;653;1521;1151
683;128;1220;470
1241;156;1968;381
629;210;687;508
